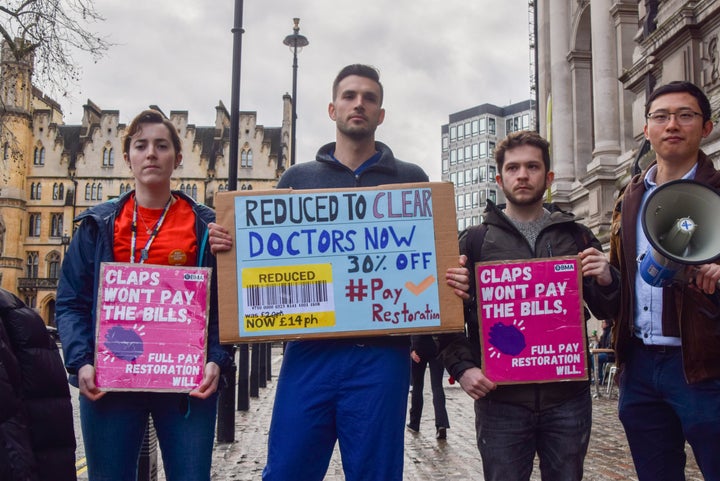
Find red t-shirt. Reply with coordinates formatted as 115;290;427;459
114;194;198;266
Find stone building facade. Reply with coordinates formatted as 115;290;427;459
0;41;290;325
536;0;720;242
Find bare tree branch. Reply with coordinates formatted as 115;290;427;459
1;0;111;101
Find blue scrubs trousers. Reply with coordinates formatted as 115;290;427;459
262;340;411;481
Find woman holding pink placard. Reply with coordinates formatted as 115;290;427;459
57;109;231;481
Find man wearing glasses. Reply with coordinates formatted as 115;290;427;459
608;81;720;480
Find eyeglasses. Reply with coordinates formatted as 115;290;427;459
646;109;704;125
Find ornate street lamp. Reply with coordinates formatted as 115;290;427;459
61;231;71;256
283;18;309;166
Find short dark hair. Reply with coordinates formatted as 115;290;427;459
332;64;383;104
122;109;182;156
645;81;712;123
494;130;551;172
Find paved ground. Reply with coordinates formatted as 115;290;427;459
72;344;703;480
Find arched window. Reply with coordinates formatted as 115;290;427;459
53;183;59;200
51;213;63;237
102;147;115;167
119;183;125;195
30;183;36;200
38;147;45;165
26;252;39;277
34;147;40;165
191;184;197;200
247;150;253;167
47;251;61;279
241;150;248;167
97;184;103;200
24;296;36;308
85;184;91;200
28;214;41;237
58;183;64;200
91;183;97;200
180;183;185;194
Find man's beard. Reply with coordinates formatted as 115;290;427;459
502;185;547;206
337;122;374;140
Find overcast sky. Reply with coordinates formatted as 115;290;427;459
61;0;531;180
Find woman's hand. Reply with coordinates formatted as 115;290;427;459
208;222;233;255
189;362;221;399
78;364;106;401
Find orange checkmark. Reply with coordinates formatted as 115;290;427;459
405;275;435;295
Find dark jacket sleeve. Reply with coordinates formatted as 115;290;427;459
577;224;621;320
196;209;232;371
439;227;482;379
56;217;99;375
205;248;232;370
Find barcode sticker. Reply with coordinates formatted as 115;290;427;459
241;264;335;331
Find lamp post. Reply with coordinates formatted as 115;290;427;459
68;167;77;232
61;232;70;256
283;18;309;167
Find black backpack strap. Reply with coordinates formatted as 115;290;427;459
459;223;488;259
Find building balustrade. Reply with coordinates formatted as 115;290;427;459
17;277;59;291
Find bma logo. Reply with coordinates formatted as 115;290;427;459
183;273;206;282
554;263;575;273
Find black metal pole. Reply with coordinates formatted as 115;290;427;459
266;342;272;381
290;46;299;166
228;0;244;191
283;18;308;166
250;343;260;397
237;344;250;410
258;343;267;388
137;420;158;481
216;351;237;443
216;0;244;442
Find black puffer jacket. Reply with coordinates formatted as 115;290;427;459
0;288;76;481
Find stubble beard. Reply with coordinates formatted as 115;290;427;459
502;185;547;207
337;119;375;141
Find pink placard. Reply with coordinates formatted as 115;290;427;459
477;256;587;384
94;263;210;391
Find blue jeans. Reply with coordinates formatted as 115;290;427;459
408;356;449;430
79;391;218;481
475;390;591;481
618;342;720;481
262;340;411;481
